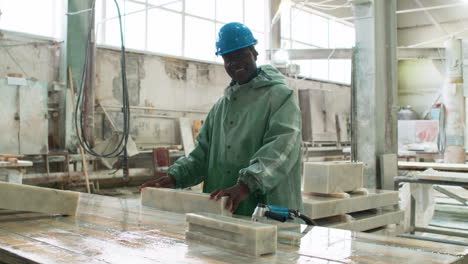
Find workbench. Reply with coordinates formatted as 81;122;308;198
395;172;468;239
0;160;33;184
398;161;468;172
0;193;466;264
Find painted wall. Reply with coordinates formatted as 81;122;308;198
398;59;444;118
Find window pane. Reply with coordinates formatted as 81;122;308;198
186;0;215;19
280;5;291;40
329;21;354;48
148;9;182;56
0;0;63;39
124;9;146;50
104;19;122;46
215;23;225;63
329;59;345;83
291;8;328;47
104;0;144;47
292;60;311;78
254;32;265;65
216;0;243;23
245;0;265;32
105;0;141;19
185;16;216;61
148;0;182;12
310;59;329;80
343;59;351;84
291;41;313;49
310;15;329;47
291;8;312;44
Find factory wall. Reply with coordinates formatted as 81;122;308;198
398;59;445;118
94;48;230;149
0;31;351;151
0;31;60;83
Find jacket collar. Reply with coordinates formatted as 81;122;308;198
224;67;267;100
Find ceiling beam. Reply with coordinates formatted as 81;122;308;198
412;0;447;35
341;2;468;20
267;48;446;60
397;3;468;15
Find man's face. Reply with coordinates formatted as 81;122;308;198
222;46;258;84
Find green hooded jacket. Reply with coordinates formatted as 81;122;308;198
168;65;304;216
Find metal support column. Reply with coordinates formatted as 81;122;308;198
66;0;95;150
270;0;282;50
351;0;398;189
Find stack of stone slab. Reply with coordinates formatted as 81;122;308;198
302;161;404;235
141;188;277;256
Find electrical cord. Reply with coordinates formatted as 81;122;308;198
74;0;130;177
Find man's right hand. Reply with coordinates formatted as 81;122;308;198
138;175;176;192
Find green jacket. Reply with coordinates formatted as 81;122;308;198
168;65;303;216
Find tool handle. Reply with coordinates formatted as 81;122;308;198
265;211;287;222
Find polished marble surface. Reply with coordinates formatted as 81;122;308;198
0;193;465;263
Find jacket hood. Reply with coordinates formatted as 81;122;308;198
224;65;286;98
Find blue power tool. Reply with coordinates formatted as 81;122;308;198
251;204;315;226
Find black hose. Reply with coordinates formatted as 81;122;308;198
74;0;130;174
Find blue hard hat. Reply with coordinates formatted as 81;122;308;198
215;22;258;56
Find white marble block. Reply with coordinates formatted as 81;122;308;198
141;188;231;216
0;182;80;215
186;213;277;256
303;161;364;194
302;189;399;219
315;209;404;232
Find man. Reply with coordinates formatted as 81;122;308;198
139;22;303;216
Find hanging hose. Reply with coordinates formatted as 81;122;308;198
74;0;130;179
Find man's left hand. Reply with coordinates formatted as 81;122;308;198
210;184;250;213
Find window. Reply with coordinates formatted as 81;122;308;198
184;16;215;61
0;0;65;39
186;0;215;19
96;0;268;64
281;4;354;84
147;8;182;56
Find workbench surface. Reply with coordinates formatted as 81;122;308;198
0;193;466;264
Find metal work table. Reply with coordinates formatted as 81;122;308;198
0;193;466;264
398;161;468;172
0;160;33;184
394;174;468;239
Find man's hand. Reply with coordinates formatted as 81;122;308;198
138;175;176;192
210;184;250;213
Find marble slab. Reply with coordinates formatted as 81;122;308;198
366;223;405;236
398;161;468;172
0;192;466;264
417;170;468;183
302;189;399;219
0;182;80;215
186;213;277;256
141;187;232;216
303;161;363;194
315;209;404;232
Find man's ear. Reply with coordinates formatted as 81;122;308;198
250;46;258;61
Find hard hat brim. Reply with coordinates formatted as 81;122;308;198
215;40;258;56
